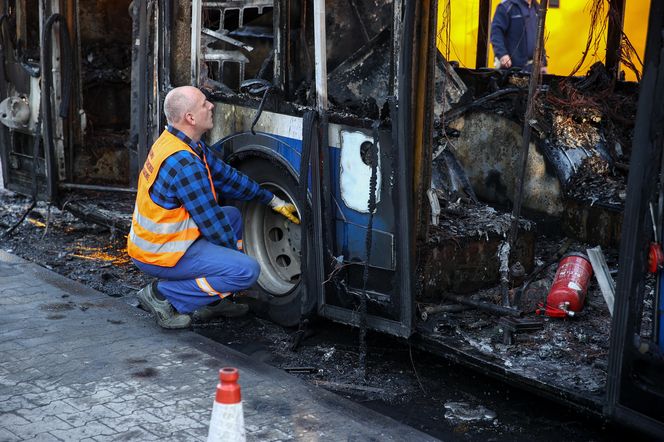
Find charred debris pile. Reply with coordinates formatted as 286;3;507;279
427;60;639;258
437;62;636;211
424;61;638;278
416;62;642;402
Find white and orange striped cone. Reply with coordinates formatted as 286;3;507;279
207;367;246;442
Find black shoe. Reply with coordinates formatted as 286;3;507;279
194;298;249;322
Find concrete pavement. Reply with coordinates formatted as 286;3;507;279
0;249;437;441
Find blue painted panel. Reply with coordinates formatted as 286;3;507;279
327;146;392;232
248;131;393;233
220;129;396;265
271;133;303;173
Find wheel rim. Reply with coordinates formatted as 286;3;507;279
243;182;301;296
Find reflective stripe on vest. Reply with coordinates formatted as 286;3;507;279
127;130;217;266
131;206;199;236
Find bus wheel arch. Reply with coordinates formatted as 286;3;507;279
232;154;316;327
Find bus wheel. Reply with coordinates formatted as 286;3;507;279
237;158;316;327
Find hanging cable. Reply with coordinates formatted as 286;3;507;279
41;12;73;201
357;120;380;380
299;111;317;308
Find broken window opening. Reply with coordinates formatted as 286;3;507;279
196;0;395;122
325;0;393;117
201;2;274;93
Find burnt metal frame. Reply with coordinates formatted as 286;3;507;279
378;0;416;337
129;0;172;185
605;0;626;78
40;0;65;202
475;0;491;69
134;0;149;179
161;0;172;121
0;1;49;197
606;0;664;437
0;3;9;188
308;0;412;337
272;0;288;94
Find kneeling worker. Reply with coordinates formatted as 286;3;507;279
127;86;299;329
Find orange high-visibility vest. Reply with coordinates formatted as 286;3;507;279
127;130;217;266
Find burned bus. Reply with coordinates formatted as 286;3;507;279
0;0;663;436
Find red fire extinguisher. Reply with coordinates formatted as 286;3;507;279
537;253;593;318
648;203;664;273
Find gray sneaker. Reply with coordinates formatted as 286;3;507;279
193;298;249;322
137;283;191;329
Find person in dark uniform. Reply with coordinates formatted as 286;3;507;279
490;0;547;73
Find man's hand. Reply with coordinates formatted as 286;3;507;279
269;196;300;224
499;54;512;69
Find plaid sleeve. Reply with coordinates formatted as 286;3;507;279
205;148;274;204
158;151;239;250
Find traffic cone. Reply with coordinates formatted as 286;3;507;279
207;367;246;442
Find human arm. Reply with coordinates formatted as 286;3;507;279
490;4;511;68
205;146;274;204
155;152;240;249
205;146;300;223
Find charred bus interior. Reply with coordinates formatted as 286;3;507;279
1;0;663;436
0;0;132;194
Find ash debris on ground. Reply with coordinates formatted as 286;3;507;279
418;237;627;398
443;401;497;424
565;156;627;207
62;191;134;232
428;197;533;243
0;189;142;297
549;111;602;149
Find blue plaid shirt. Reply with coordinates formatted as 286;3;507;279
149;126;274;250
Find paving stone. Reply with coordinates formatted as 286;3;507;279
49;421;116;440
22;433;65;442
13;399;78;417
138;413;207;438
58;404;122;427
96;428;161;442
0;428;21;442
0;281;33;292
1;411;31;426
8;416;72;440
90;410;163;434
104;396;167;416
167;429;206;442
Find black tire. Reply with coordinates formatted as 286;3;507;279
236;158;316;327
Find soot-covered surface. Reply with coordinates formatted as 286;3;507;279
416;236;623;410
0;188;642;440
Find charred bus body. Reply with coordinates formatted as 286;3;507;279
1;0;663;436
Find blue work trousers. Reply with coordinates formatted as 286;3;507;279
132;206;260;313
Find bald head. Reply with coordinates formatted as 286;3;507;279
162;86;215;141
163;86;200;125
